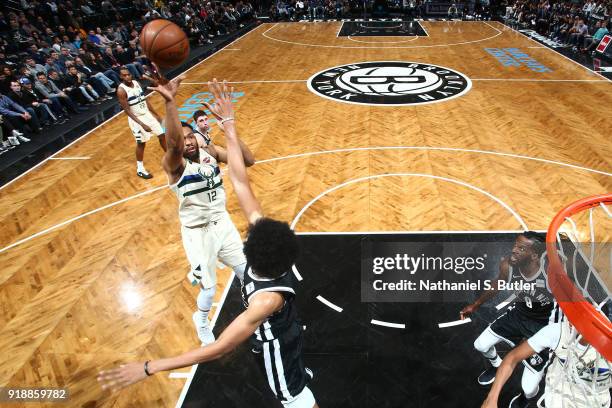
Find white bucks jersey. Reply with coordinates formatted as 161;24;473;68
119;80;148;116
170;148;226;227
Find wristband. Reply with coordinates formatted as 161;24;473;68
144;360;152;376
220;117;235;124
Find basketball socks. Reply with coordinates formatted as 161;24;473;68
194;286;216;345
196;286;215;321
483;346;502;367
136;161;148;174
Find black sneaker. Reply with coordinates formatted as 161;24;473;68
477;366;497;385
137;171;153;179
509;392;532;408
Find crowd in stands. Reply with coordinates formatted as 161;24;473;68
269;0;349;20
504;0;611;53
0;0;256;155
268;0;489;22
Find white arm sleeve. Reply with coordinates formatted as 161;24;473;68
527;322;562;353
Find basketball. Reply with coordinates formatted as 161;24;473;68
140;19;190;68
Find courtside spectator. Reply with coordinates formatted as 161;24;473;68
34;71;84;114
9;78;56;126
0;91;41;135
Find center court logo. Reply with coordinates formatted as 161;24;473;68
307;61;472;106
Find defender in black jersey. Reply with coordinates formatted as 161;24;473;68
242;264;313;402
98;77;318;408
460;232;555;408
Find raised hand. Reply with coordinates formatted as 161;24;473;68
460;303;478;320
144;62;185;102
203;78;235;130
97;362;148;392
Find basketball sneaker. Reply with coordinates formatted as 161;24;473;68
477;366;497;385
509;392;534;408
136;170;153;179
192;311;215;345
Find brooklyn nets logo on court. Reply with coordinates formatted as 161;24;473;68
307;61;472;106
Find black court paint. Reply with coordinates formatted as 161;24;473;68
181;233;542;407
338;21;428;37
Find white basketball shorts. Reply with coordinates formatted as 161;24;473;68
181;212;246;289
128;111;164;143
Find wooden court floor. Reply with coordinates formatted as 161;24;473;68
0;21;610;407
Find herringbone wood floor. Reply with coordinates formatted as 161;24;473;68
0;21;610;407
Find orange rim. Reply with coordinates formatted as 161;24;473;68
546;193;612;361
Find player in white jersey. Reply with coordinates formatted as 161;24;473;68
481;318;611;408
98;73;318;408
157;70;254;345
117;67;166;179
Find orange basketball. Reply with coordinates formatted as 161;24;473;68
140;19;190;68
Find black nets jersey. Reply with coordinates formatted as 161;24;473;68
240;265;310;402
508;253;555;321
240;266;301;343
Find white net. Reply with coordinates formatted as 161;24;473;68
537;319;611;408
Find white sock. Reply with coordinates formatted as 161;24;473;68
483;346;502;367
490;355;502;368
196;286;215;325
137;161;146;173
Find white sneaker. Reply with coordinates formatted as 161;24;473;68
12;129;24;137
192;311;215;345
17;134;30;143
8;136;20;146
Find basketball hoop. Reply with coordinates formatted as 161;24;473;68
546;193;612;361
545;194;611;407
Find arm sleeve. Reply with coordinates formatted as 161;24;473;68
35;83;52;98
0;98;26;116
527;322;561;353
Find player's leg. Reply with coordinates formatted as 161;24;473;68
135;141;152;179
131;118;154;178
255;328;317;408
142;112;166;152
473;328;504;385
217;213;247;283
473;310;518;385
182;224;221;345
508;352;548;408
510;313;552;407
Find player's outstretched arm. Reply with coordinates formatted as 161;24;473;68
205;79;263;224
481;341;535;408
97;292;283;392
460;257;509;319
210;138;255;167
144;65;185;177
